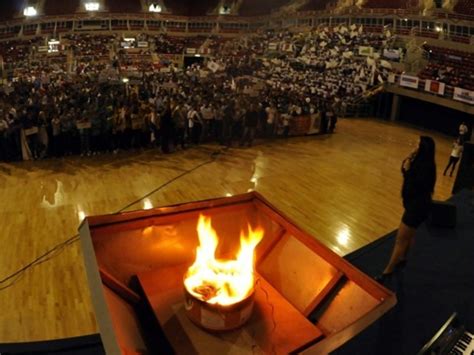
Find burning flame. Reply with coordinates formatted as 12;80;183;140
184;215;264;306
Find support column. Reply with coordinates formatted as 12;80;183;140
390;94;401;122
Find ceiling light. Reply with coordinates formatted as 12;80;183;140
23;6;37;17
149;4;162;13
85;2;100;11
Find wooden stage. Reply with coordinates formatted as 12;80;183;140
0;118;455;343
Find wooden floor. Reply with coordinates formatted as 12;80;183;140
0;118;455;343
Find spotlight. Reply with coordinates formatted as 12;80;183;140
23;6;37;17
85;2;100;11
149;3;162;13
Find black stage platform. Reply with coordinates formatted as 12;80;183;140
2;191;473;355
334;189;474;355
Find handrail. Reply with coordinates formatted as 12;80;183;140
388;73;473;102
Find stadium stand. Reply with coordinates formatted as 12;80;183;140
419;45;474;90
105;0;142;13
162;0;220;16
300;0;336;11
454;0;474;17
42;0;80;16
363;0;410;9
239;0;291;16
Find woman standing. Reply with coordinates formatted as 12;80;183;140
443;138;463;177
377;136;437;282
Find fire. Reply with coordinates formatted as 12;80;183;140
184;215;264;306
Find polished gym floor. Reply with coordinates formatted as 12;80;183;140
0;118;454;342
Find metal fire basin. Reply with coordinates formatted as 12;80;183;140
183;285;255;332
79;192;397;355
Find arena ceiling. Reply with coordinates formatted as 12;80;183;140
0;0;299;20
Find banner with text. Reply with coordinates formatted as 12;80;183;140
383;49;401;60
424;80;445;96
453;87;474;105
399;74;419;89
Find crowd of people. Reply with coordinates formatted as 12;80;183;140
0;26;398;162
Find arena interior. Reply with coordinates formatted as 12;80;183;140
0;0;473;354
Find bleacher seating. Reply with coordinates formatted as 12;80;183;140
105;0;142;13
454;0;474;17
363;0;409;9
163;0;219;16
0;39;35;64
419;45;474;90
300;0;336;11
64;34;113;60
239;0;290;16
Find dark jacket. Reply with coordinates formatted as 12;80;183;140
244;110;259;128
401;158;435;209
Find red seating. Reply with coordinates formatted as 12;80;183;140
419;45;474;91
238;0;291;16
363;0;409;8
64;34;113;59
454;0;474;17
300;0;336;11
105;0;142;13
163;0;219;16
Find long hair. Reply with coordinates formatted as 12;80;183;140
410;136;437;195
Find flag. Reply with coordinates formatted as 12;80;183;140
207;61;219;73
380;60;392;69
367;57;376;67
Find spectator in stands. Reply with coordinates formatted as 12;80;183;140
459;121;468;143
443;138;463;177
222;101;235;147
172;101;187;149
377;136;437;283
241;103;259;147
265;104;277;138
160;103;174;154
186;106;198;145
0;114;8;161
50;114;62;157
77;111;92;157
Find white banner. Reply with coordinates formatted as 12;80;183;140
383;49;401;60
268;42;278;51
453;87;474;105
137;41;149;48
207;61;219;73
424;80;446;96
399;74;419;89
